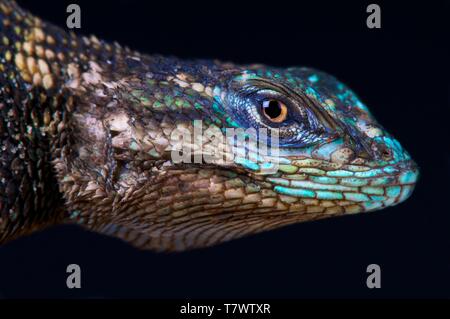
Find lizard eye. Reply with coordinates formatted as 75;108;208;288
227;76;337;147
261;99;288;123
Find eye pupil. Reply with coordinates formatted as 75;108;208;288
264;100;282;118
262;99;288;123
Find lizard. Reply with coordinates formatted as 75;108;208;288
0;0;419;251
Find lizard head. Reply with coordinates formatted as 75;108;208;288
62;58;419;251
216;66;419;213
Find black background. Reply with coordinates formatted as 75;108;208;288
0;0;448;298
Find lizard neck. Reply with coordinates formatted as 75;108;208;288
0;0;122;241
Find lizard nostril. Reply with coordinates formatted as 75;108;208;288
370;140;393;161
380;145;392;161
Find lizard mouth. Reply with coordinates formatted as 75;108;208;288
267;158;419;213
376;159;419;204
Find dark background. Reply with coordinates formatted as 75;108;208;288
0;0;448;298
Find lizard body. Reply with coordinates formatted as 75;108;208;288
0;0;418;251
